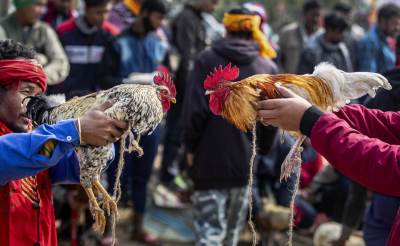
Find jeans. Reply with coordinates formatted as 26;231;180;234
107;126;161;213
159;102;184;184
192;187;248;246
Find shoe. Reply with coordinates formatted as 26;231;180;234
131;213;161;245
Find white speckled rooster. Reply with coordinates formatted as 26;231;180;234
25;73;176;236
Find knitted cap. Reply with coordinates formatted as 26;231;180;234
14;0;39;10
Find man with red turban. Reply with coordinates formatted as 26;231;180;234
0;40;128;246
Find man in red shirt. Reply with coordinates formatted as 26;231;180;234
0;39;127;246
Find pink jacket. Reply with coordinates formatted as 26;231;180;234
310;104;400;245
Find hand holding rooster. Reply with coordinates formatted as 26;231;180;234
257;84;312;131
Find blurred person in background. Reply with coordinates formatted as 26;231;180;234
333;2;365;70
242;2;279;54
99;0;168;244
0;0;70;94
184;7;278;245
156;0;219;203
253;134;322;236
0;0;13;18
42;0;78;29
57;0;119;99
108;0;142;31
298;12;352;74
358;3;400;73
278;0;322;73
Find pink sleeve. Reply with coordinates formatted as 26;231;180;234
333;104;400;144
311;107;400;196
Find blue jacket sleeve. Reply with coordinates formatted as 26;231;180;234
49;150;80;184
0;120;80;185
49;143;116;185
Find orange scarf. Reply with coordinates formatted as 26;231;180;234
123;0;141;16
223;13;277;59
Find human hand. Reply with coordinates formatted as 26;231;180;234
79;100;129;146
257;84;312;132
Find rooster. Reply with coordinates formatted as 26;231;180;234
204;62;391;178
203;63;391;245
25;73;176;237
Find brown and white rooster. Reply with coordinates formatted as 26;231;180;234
25;73;176;238
204;62;391;179
203;63;391;245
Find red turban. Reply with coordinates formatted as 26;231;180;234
0;59;47;92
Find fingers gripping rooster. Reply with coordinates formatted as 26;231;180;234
204;63;391;179
25;73;176;235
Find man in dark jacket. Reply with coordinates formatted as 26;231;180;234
159;0;219;188
298;12;352;74
184;8;277;245
57;0;118;99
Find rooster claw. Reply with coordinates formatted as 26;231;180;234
92;207;106;234
103;198;119;219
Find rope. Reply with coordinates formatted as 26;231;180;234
110;132;129;246
279;135;306;245
113;132;128;202
288;161;301;246
247;124;258;246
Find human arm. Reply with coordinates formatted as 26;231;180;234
0;100;128;184
308;107;400;196
258;85;400;196
0;120;79;185
49;150;80;184
42;25;70;85
50;144;115;184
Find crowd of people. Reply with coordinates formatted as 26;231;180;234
1;0;400;245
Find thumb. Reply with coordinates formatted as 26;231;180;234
276;83;298;98
93;99;115;111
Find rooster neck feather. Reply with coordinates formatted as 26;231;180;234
219;74;335;131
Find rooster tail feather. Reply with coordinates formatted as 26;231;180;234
312;62;391;105
25;94;65;125
341;71;391;99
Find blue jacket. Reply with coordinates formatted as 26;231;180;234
358;26;396;73
0;120;80;185
99;28;168;89
56;18;119;98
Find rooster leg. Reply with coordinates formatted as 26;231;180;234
280;135;306;182
83;186;106;234
93;180;119;219
128;131;143;156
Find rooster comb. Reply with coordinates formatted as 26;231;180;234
204;63;240;90
153;72;176;97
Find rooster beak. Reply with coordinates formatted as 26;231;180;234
170;98;176;104
205;90;214;95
